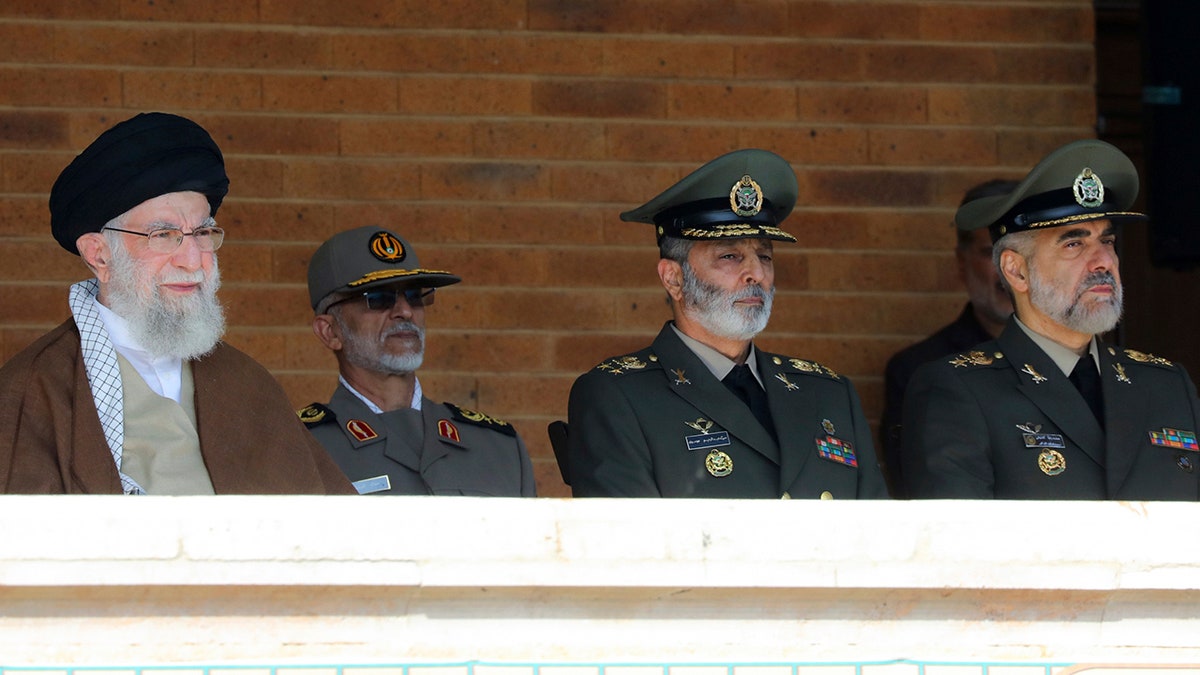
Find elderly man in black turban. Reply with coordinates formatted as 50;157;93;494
0;112;352;494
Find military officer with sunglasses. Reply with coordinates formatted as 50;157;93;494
301;226;536;496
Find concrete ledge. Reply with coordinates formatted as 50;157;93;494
2;497;1200;665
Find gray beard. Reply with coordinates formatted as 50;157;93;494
104;242;226;360
336;315;425;375
680;263;774;341
1029;268;1123;336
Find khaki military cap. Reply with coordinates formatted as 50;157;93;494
308;226;461;311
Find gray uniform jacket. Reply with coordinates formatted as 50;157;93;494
302;383;536;496
567;322;888;499
901;318;1200;500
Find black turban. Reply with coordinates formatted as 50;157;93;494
49;112;230;255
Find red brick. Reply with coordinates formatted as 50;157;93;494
553;331;661;372
868;128;997;167
0;240;86;281
737;43;865;82
220;329;291;370
0;23;56;61
997;130;1091;168
768;290;965;336
603;39;735;79
341;118;473;157
221;284;312;328
0;283;71;324
331;33;470;73
529;0;789;37
548;163;679;204
400;77;532;116
866;44;997;83
123;70;263;111
330;203;473;244
421;161;551;201
210;115;340;156
0;67;120;107
0;198;48;238
797;85;928;125
788;1;920;40
534;461;570;497
476;373;571;417
259;0;398;27
224;158;286;199
546;246;661;288
429;332;556;372
468;35;604;76
196;28;333;70
995;47;1094;86
667;83;796;122
439;246;549;286
53;25;194;67
769;249;809;290
284;159;422;201
458;204;610;246
2;151;68;193
0;111;69;150
919;5;1093;44
533;80;666;119
804;251;958;293
473;120;607;160
220;201;335;242
788;209;957;252
0;1;118;19
274;373;339;410
605;123;740;162
395;0;527;29
929;87;1095;127
740;126;869;166
214;243;274;283
121;0;258;23
800;168;937;208
757;334;899;379
263;74;399;114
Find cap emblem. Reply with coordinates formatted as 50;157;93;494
369;231;406;263
729;174;764;217
1072;167;1105;208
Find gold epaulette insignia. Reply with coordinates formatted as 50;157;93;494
949;351;999;368
596;355;648;375
445;402;518;438
297;403;334;428
787;358;840;380
1124;349;1174;367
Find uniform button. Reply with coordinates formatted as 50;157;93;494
772;356;782;365
780;491;791;500
820;491;833;500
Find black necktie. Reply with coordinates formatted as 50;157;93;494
1069;355;1105;429
723;364;776;440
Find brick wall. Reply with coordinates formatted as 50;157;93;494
0;1;1097;496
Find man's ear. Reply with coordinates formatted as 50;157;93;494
657;258;684;304
312;314;343;352
999;249;1029;294
76;233;113;283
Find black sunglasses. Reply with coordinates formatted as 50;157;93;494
327;288;435;312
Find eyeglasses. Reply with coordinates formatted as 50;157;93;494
326;287;436;313
103;225;225;253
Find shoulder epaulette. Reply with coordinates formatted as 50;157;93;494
946;350;1005;369
767;354;841;381
593;352;658;376
1120;348;1177;369
297;402;336;428
444;402;517;437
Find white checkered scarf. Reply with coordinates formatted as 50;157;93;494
68;279;144;495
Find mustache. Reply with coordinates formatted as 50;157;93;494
731;285;770;303
382;320;424;339
1076;271;1118;299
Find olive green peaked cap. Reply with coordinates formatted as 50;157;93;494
621;148;799;244
955;139;1146;242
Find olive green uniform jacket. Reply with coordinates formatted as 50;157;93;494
304;383;536;496
0;319;354;494
901;318;1200;500
567;322;888;499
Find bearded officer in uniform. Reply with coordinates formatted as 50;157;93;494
301;226;536;496
901;139;1200;500
566;149;888;499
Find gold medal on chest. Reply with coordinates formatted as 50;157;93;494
705;449;733;477
1038;449;1067;476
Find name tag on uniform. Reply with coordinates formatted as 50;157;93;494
686;431;731;452
1022;433;1066;449
352;474;392;495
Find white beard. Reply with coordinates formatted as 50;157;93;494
335;315;425;375
104;240;226;360
681;263;774;341
1029;266;1123;336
